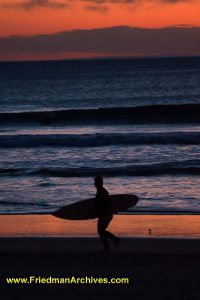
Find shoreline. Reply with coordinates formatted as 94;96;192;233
1;211;200;215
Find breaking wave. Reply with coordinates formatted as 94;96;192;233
0;104;200;125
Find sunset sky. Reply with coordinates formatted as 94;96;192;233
0;0;200;60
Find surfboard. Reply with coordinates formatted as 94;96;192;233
52;194;139;220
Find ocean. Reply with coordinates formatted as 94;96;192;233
0;57;200;214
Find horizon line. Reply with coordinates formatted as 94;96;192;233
1;54;200;63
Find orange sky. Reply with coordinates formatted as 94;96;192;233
0;0;200;37
0;0;200;60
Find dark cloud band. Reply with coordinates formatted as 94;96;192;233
0;26;199;60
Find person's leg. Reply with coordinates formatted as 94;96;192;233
104;231;120;245
104;215;120;247
97;215;120;250
97;217;110;251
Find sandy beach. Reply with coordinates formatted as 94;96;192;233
0;237;200;299
0;215;200;299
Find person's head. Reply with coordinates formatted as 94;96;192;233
94;176;103;189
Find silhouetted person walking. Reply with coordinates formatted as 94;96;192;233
95;176;120;252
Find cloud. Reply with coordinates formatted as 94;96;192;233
0;0;68;10
0;0;192;10
82;0;190;3
0;26;199;60
86;5;109;12
82;0;194;12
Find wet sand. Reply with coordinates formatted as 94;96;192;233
0;215;200;299
0;214;199;237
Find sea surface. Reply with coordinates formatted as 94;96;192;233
0;57;200;214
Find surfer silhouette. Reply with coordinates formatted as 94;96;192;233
95;176;120;252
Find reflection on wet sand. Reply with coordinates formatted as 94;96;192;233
0;214;199;237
